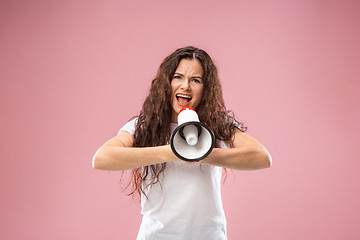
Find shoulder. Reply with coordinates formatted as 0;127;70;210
102;119;136;147
118;117;138;136
231;128;264;148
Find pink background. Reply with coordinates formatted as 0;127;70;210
1;0;359;239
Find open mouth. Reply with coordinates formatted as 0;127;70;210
176;93;192;106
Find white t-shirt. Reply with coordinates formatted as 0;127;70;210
119;118;228;240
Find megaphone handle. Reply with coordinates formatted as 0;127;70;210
179;123;202;141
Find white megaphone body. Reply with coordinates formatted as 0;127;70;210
170;107;215;162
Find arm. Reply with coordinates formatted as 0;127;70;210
92;130;179;171
201;129;272;170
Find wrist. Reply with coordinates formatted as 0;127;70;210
163;145;180;162
201;147;221;164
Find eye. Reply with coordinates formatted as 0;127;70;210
192;78;201;84
173;75;181;79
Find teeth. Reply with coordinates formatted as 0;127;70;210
176;94;192;99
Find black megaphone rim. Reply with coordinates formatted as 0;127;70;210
170;121;215;162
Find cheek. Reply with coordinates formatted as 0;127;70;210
197;87;204;102
170;82;177;102
171;81;178;93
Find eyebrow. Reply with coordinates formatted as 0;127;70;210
174;73;203;79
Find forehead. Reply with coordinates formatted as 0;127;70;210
175;59;203;76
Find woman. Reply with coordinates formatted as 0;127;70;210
92;46;271;240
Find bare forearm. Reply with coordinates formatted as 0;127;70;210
202;146;272;170
92;145;177;171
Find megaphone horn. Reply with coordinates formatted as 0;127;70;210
170;107;215;162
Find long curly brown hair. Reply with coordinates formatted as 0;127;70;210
127;46;246;198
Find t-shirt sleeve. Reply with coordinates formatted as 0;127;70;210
118;118;138;136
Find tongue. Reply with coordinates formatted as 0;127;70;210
178;97;190;105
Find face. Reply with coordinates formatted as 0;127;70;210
170;58;204;123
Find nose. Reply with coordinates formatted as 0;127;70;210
180;78;190;90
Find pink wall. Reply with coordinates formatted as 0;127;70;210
1;0;359;239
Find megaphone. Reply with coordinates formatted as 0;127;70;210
170;107;215;162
